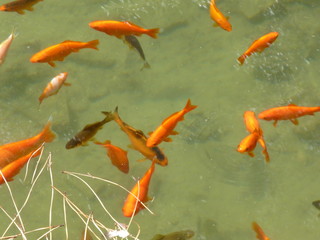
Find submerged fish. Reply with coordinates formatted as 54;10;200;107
103;107;168;166
65;112;113;149
0;29;16;65
252;222;270;240
30;39;99;67
151;230;195;240
89;20;160;39
209;0;232;32
238;32;279;65
258;104;320;126
0;120;55;169
124;35;150;70
237;132;259;158
0;0;43;14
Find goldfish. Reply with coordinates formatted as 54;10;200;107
238;32;279;65
65;112;113;149
151;230;195;240
30;39;99;67
89;20;160;39
209;0;232;32
124;35;150;70
258;104;320;126
252;222;270;240
237;133;259;158
0;149;40;185
38;72;70;104
122;161;155;217
0;29;15;65
146;99;197;148
0;0;42;14
0;120;55;169
103;108;168;166
244;111;269;162
95;140;129;174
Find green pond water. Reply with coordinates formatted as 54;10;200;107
1;0;320;239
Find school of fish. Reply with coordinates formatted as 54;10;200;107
0;0;317;239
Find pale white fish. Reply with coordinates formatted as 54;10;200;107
0;29;17;65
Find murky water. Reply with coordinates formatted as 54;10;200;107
1;0;320;239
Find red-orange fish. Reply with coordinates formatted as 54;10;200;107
258;104;320;126
209;0;232;32
95;140;129;174
237;132;259;158
39;72;70;104
238;32;279;65
30;39;99;67
146;99;197;148
0;149;40;185
0;0;43;14
0;120;55;169
244;111;269;162
89;20;160;39
122;161;155;217
252;222;270;240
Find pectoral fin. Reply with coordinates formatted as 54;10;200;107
248;152;255;157
272;120;278;127
48;61;56;67
163;137;172;142
290;118;299;125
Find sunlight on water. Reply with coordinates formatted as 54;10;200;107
0;0;320;239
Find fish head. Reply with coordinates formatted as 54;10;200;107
65;137;82;149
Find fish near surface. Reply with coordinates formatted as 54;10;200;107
151;230;195;240
39;72;71;104
66;112;113;149
146;99;197;148
209;0;232;32
30;39;99;67
0;0;43;14
252;222;270;240
258;104;320;127
0;120;55;169
238;32;279;65
0;29;16;65
243;111;269;162
237;133;259;158
0;149;40;185
95;140;129;174
103;108;168;166
124;35;150;70
89;20;159;39
122;161;155;217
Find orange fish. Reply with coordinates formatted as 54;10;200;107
252;222;270;240
258;104;320;127
39;72;71;104
0;0;43;14
0;29;15;65
238;32;279;65
209;0;232;32
0;120;55;169
89;20;160;39
122;161;155;217
103;108;168;166
95;140;129;174
244;111;269;162
146;99;197;148
0;149;40;185
237;133;259;158
30;39;99;67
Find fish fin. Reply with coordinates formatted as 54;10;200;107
140;62;151;71
127;144;134;149
252;222;267;240
248;152;255;157
101;111;115;122
288;103;297;106
40;118;56;143
213;22;219;28
163;137;172;142
151;234;165;240
63;82;71;86
16;9;25;14
237;55;246;65
184;99;197;113
26;6;34;11
86;39;99;50
148;131;153;136
170;130;179;135
48;61;56;67
290;118;299;125
136;158;148;162
147;28;160;39
262;149;270;163
94;140;111;145
272;120;278;127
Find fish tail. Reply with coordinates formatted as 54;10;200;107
101;111;115;123
147;28;160;39
140;61;151;71
40;118;56;143
252;222;266;240
86;39;99;50
184;99;197;113
237;55;246;65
